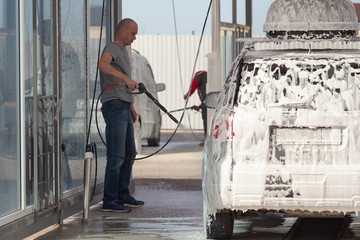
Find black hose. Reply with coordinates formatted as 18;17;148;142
84;0;106;203
86;0;213;204
94;0;213;161
95;83;177;161
85;0;106;148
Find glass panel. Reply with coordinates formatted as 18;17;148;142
0;0;20;217
88;0;110;182
37;1;54;97
60;0;87;190
24;0;58;210
35;0;58;210
220;1;232;23
23;0;34;206
236;0;246;25
221;30;234;81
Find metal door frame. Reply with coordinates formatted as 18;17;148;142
32;0;61;216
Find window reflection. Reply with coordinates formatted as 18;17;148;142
60;0;87;190
87;0;109;182
0;0;20;217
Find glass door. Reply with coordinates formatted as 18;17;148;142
24;0;61;212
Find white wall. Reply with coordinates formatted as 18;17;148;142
132;34;212;129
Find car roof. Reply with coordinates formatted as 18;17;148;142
243;48;360;62
239;37;360;62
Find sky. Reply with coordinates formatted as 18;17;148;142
123;0;360;36
122;0;272;36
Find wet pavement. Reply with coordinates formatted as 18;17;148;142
30;130;360;240
33;130;206;240
35;178;205;240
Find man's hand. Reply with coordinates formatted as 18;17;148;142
191;105;201;111
125;78;139;91
130;103;137;123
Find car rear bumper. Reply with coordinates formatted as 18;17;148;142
203;107;360;215
204;157;360;215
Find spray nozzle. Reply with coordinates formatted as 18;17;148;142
138;82;147;93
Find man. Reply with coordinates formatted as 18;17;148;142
184;71;207;145
98;18;144;212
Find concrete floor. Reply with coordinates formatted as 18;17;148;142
32;130;206;240
34;178;205;240
29;130;360;240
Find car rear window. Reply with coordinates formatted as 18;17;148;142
238;58;360;111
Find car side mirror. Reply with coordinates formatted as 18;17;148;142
204;91;220;109
156;83;166;92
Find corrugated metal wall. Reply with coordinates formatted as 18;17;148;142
132;34;212;129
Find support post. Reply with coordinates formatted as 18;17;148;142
82;147;93;223
246;0;252;37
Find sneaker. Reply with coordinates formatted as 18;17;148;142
102;202;131;213
118;196;144;208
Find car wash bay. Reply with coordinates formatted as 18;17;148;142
26;130;360;240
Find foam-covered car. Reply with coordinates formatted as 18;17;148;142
132;50;165;151
202;0;360;238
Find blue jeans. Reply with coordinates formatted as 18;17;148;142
101;99;136;203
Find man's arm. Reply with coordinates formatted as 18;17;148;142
184;77;200;99
98;53;139;90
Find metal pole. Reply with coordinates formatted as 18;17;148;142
246;0;252;37
206;0;221;140
32;0;39;217
82;149;93;223
53;0;62;224
232;0;236;25
83;0;92;223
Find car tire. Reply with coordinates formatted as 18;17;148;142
204;209;234;239
147;111;161;147
147;133;160;147
134;116;142;154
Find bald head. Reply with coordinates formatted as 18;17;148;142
117;18;137;33
115;18;138;47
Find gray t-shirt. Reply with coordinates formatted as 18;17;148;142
100;42;134;103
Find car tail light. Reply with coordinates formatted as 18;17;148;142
212;111;235;140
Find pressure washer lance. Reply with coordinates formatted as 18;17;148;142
138;83;179;124
168;105;201;114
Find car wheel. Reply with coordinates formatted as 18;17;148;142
147;111;161;147
134;116;142;154
204;207;234;239
147;132;160;147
